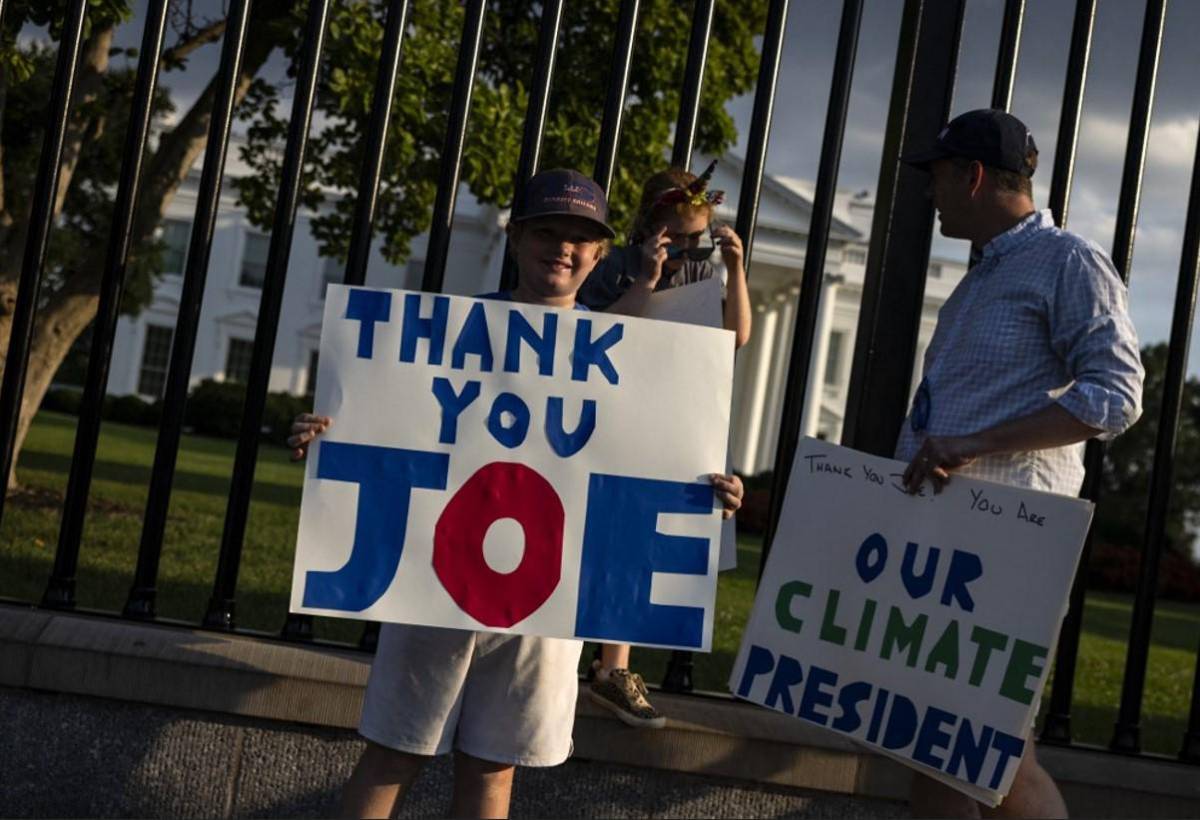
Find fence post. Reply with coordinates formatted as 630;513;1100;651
840;0;965;457
124;0;255;620
43;0;172;610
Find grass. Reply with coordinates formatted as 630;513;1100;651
2;411;1197;756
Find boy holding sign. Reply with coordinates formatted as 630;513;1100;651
289;169;743;819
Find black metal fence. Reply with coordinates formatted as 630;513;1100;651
2;0;1199;765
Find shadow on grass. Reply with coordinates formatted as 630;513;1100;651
0;545;363;645
17;448;301;508
1038;698;1189;758
1079;593;1200;653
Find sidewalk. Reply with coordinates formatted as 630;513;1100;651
1;687;902;818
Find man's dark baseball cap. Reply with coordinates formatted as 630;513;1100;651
511;169;616;238
903;109;1038;177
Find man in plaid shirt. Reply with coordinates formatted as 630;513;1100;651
898;109;1144;817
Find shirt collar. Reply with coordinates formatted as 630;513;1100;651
979;209;1053;261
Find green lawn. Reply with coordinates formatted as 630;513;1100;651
2;411;1196;756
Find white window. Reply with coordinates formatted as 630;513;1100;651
845;247;867;265
138;324;174;398
158;219;191;276
224;338;255;383
239;232;271;289
824;331;845;386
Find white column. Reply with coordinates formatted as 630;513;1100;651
736;305;778;473
800;274;842;437
757;293;797;471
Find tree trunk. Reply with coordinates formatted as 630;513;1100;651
4;278;101;490
1;1;292;493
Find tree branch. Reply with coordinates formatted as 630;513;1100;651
53;26;114;218
132;1;291;249
160;18;228;69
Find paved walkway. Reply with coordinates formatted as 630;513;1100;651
2;687;903;818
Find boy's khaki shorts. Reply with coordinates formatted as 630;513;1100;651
359;623;583;767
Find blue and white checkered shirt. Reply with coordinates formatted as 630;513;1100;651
895;209;1144;495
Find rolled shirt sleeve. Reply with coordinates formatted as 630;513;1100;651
1049;243;1144;439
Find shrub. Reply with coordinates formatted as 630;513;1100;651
182;379;313;446
1088;541;1200;601
42;387;83;416
183;379;246;439
736;471;774;535
262;391;311;446
103;393;160;426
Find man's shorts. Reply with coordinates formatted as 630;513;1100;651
358;623;583;767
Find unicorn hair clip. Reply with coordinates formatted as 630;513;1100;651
652;159;726;211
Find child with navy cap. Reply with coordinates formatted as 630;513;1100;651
288;168;743;818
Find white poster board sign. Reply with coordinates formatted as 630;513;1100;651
643;276;737;571
291;286;734;651
730;438;1093;805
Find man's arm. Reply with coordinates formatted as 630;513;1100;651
902;404;1102;493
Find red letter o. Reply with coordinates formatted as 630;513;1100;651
433;462;564;627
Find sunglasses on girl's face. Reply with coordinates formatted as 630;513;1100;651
666;237;716;262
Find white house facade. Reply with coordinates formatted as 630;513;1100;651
106;149;966;476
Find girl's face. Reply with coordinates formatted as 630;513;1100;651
509;215;607;302
654;208;711;272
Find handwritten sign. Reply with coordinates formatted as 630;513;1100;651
290;286;734;650
729;438;1093;805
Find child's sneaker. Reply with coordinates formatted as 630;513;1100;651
588;665;666;729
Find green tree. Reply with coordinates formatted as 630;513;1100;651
234;0;765;263
0;0;766;489
1094;343;1200;554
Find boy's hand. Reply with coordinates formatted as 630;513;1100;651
639;226;670;286
713;224;744;273
710;473;743;519
288;413;332;461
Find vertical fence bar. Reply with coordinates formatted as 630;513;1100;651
583;0;639;678
670;0;715;168
1039;0;1098;746
204;0;332;631
1107;0;1168;755
123;0;254;619
1185;643;1200;761
841;0;966;457
990;0;1023;111
42;0;172;609
498;0;565;292
281;0;411;644
734;0;788;271
592;0;641;195
758;0;863;579
0;0;88;524
343;0;411;288
420;0;487;293
1047;0;1096;231
658;0;719;693
1148;112;1200;763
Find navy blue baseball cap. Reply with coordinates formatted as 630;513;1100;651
512;169;616;238
903;109;1038;177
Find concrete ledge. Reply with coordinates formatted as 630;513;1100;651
3;607;1198;817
